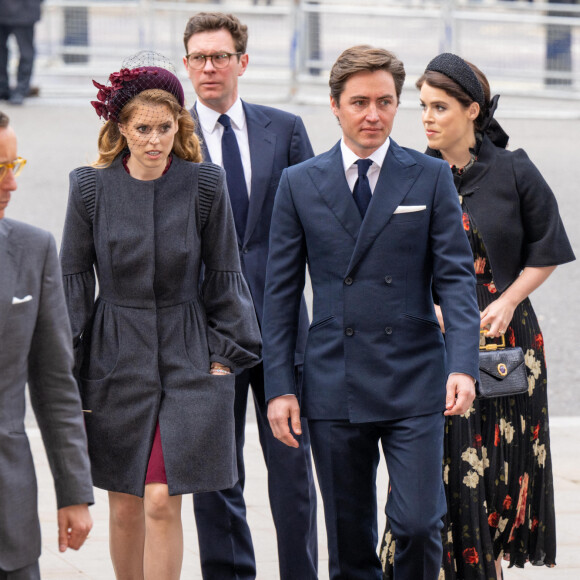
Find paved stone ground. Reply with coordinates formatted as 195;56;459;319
3;93;579;578
26;417;580;579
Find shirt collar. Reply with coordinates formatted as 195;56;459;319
196;97;246;134
340;137;391;173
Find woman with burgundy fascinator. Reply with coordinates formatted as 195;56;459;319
380;54;574;580
60;51;261;579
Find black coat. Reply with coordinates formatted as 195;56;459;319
60;156;262;497
0;0;43;26
435;135;575;292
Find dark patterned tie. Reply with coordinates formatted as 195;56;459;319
353;158;373;218
218;114;249;238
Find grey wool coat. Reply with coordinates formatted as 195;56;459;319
0;219;93;571
60;155;262;497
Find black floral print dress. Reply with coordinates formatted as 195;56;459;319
381;143;561;579
440;194;556;577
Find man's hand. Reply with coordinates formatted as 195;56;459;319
434;304;445;333
267;395;302;448
444;373;476;416
57;503;93;552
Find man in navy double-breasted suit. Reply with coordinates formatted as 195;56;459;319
264;46;481;580
183;13;317;580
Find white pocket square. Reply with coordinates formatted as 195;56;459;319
12;295;33;305
393;205;427;214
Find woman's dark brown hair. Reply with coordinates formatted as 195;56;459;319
416;62;491;132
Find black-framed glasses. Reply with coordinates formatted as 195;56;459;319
185;52;242;70
0;157;26;183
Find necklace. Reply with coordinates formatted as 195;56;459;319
449;151;477;176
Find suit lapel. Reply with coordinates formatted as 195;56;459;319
346;141;422;274
0;219;17;339
308;142;361;241
244;102;276;244
190;105;211;162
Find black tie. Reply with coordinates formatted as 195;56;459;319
353;159;373;218
218;114;249;238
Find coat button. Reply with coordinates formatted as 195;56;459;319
344;277;353;286
385;327;393;335
384;275;392;284
242;247;249;254
345;327;354;336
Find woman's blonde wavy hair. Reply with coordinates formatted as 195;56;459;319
93;89;202;167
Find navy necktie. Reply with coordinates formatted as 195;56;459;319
218;114;249;238
353;158;373;218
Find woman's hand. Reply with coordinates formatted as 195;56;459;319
480;295;516;338
434;304;445;333
481;266;557;338
210;362;231;375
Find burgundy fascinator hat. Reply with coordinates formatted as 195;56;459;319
91;51;185;122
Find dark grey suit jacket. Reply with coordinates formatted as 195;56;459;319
0;218;93;571
0;0;43;26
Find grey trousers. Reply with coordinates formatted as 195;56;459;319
0;24;35;95
0;561;40;580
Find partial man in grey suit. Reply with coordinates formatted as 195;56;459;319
0;111;93;580
183;12;318;580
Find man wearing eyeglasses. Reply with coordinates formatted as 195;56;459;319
183;12;317;580
0;111;94;579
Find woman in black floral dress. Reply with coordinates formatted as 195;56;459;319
380;54;575;579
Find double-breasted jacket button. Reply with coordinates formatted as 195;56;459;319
385;327;393;335
384;275;392;284
345;327;354;336
344;277;353;286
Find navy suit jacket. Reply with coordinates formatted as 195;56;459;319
263;140;481;422
192;101;314;359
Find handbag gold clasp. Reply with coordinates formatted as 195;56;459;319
479;329;506;351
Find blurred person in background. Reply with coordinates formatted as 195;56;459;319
381;53;575;580
0;0;43;104
60;51;261;580
0;110;93;580
183;12;318;580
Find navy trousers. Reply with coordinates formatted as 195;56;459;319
0;25;35;96
309;412;446;580
194;363;318;580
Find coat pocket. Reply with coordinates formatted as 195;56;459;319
401;312;441;330
309;315;335;332
79;303;121;382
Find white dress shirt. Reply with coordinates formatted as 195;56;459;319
196;98;252;197
340;137;391;194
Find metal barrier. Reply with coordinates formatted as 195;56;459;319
26;0;580;101
294;0;580;101
34;1;296;101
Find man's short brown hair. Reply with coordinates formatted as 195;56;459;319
183;12;249;54
0;111;9;128
329;45;406;105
